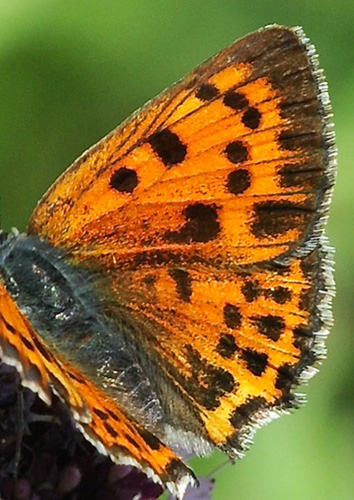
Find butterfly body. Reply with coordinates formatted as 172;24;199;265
0;25;335;498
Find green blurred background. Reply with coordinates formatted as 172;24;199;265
0;1;353;499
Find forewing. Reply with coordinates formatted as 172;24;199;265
28;26;334;271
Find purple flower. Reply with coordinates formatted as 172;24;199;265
0;362;163;500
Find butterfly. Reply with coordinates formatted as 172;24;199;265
0;25;335;498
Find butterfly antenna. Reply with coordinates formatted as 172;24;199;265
207;458;231;479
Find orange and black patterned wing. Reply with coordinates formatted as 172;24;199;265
28;26;335;473
0;281;193;496
112;248;333;456
29;26;334;269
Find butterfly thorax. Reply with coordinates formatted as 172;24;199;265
0;230;164;425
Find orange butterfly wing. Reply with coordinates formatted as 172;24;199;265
25;25;335;491
29;26;333;268
0;282;192;494
111;249;331;451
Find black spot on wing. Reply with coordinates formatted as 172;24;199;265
68;371;88;385
241;280;261;302
0;314;17;334
93;408;109;420
242;107;261;129
226;169;251;195
110;167;138;193
267;286;292;304
217;334;237;359
137;428;161;450
164;203;220;244
32;335;53;363
125;435;139;449
229;396;267;430
240;349;268;376
223;304;242;329
104;422;118;438
106;409;120;422
253;314;285;341
168;268;192;302
148;129;187;167
223;91;249;110
196;83;219;101
19;333;35;351
225;141;249;164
